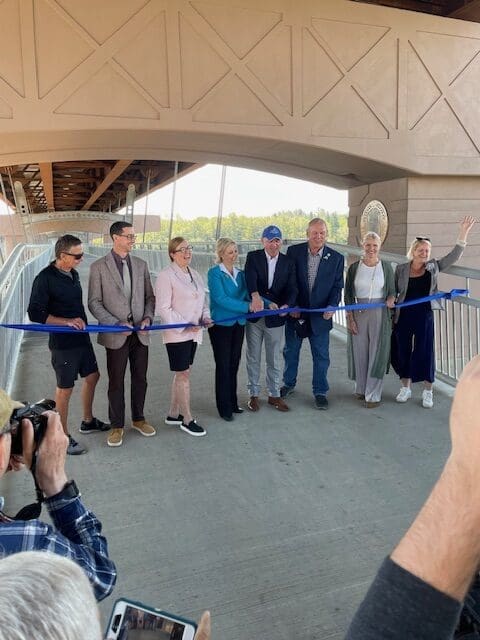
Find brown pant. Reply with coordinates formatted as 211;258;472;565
106;333;149;428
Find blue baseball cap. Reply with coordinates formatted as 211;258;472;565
262;225;282;241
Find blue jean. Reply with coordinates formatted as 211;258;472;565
283;319;330;396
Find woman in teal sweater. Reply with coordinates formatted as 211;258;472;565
208;238;254;421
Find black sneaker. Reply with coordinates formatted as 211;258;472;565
67;435;87;455
165;414;184;425
180;420;206;437
280;385;294;398
79;417;110;433
315;395;328;410
232;407;244;414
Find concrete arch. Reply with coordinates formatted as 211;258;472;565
1;0;480;188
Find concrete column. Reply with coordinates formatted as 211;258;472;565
348;176;480;268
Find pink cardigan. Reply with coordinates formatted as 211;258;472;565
155;263;211;344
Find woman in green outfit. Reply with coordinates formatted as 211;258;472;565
345;232;395;408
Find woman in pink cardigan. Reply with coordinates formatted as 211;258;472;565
155;237;212;437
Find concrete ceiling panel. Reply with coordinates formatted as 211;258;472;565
56;0;149;45
0;95;13;119
247;25;293;115
179;13;230;109
413;98;479;157
193;73;282;126
54;63;159;119
190;1;282;59
407;43;442;129
0;0;24;96
113;11;169;108
33;0;94;98
301;28;343;117
311;17;389;72
310;82;389;139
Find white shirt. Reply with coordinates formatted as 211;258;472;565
264;250;279;289
219;262;240;287
354;261;385;299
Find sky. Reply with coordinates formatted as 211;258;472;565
126;164;348;219
0;164;348;218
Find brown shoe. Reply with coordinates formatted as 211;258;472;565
268;396;289;412
131;420;156;436
365;401;381;409
354;393;365;400
247;396;260;412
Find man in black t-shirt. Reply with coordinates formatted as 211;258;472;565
28;234;109;455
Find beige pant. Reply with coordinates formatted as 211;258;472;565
352;298;384;403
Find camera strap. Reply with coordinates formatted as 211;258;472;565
12;452;44;521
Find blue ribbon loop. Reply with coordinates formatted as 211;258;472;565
0;289;468;333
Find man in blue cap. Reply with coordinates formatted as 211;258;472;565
244;225;297;412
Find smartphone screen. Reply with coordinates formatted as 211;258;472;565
105;600;196;640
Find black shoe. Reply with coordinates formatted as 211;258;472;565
315;395;329;410
79;417;110;434
67;435;87;455
232;407;244;414
280;385;294;398
165;414;184;425
221;415;234;422
180;420;206;437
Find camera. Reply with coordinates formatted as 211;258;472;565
9;399;56;456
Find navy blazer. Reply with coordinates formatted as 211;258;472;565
286;242;344;334
244;249;297;328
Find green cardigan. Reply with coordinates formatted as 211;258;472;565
344;259;395;381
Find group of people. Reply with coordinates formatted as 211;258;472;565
26;215;475;452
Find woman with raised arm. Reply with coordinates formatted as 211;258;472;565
392;216;475;408
345;232;395;408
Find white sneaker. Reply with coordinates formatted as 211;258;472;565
396;387;412;403
422;389;433;408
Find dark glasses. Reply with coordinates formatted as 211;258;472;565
63;252;84;259
415;237;431;242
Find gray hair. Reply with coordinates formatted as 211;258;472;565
362;231;381;245
215;237;236;264
0;551;102;640
54;234;81;259
307;217;328;230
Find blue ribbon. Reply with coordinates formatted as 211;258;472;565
0;289;468;333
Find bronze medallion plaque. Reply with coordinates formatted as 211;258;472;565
360;200;389;243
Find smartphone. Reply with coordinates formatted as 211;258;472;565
105;598;197;640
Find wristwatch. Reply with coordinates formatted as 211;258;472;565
50;479;80;500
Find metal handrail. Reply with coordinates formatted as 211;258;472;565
0;244;53;392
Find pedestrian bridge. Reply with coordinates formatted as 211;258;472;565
0;243;477;638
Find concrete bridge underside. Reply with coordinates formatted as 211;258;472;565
1;0;480;262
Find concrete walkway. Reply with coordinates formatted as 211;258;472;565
4;256;454;639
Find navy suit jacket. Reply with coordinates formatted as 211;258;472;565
286;242;344;334
244;249;297;328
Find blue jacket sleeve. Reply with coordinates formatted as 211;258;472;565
208;267;250;315
328;253;345;307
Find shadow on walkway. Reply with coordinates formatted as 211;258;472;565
4;256;453;639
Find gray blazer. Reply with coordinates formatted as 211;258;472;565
88;252;155;349
394;243;464;322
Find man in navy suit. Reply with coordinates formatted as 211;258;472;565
244;225;297;412
281;218;344;410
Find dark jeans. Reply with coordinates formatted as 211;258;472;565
391;306;435;383
208;323;245;418
283;318;330;396
106;333;149;428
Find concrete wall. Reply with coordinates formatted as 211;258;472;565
2;1;480;188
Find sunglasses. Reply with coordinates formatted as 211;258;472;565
62;252;84;260
415;237;431;242
174;246;193;253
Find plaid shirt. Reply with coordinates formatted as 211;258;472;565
0;492;116;601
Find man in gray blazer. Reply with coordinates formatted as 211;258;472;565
88;222;156;447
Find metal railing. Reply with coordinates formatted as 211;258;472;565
0;244;53;392
0;241;475;390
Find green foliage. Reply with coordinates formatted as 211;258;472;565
139;209;348;244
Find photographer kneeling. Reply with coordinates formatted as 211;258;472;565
0;389;116;601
